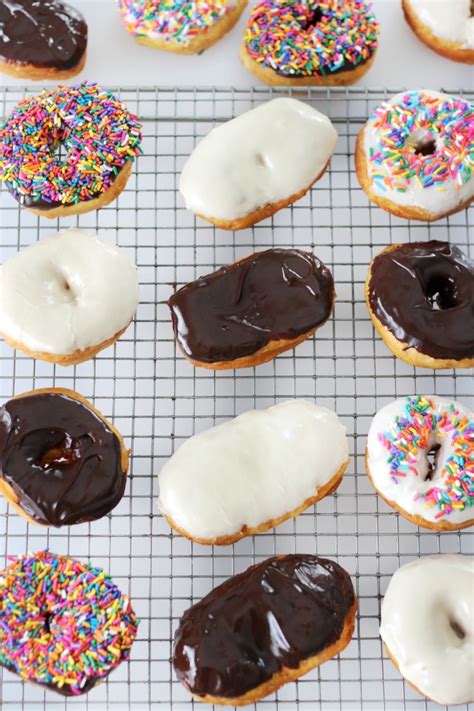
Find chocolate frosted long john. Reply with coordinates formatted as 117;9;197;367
0;391;127;526
367;241;474;361
0;0;87;72
168;248;335;364
173;554;356;704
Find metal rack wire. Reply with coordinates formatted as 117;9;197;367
0;86;472;711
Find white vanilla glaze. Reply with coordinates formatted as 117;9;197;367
380;555;474;705
158;399;348;541
179;98;338;222
0;229;139;356
367;396;473;526
363;90;474;215
406;0;474;49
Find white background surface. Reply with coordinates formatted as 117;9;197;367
0;0;473;90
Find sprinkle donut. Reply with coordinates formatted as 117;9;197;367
402;0;474;65
0;82;142;218
118;0;248;54
380;555;474;705
0;551;138;696
355;89;474;221
241;0;379;86
366;396;474;531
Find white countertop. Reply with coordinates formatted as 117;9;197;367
1;0;473;90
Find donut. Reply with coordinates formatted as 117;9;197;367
179;97;338;230
0;0;87;79
366;396;474;531
365;241;474;369
0;550;138;695
158;400;349;544
173;554;356;705
240;0;379;86
118;0;247;54
0;388;129;527
402;0;474;64
168;249;335;369
0;82;142;218
355;90;474;221
0;229;140;366
380;555;474;705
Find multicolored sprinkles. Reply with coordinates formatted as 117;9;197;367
0;82;142;206
367;91;473;194
243;0;379;77
0;551;138;695
119;0;234;45
378;396;474;520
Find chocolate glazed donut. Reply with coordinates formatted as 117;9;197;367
168;248;335;369
0;389;128;526
173;554;357;705
366;241;474;369
0;0;87;78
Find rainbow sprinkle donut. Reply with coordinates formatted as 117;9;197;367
118;0;248;54
0;82;142;219
367;396;474;531
241;0;379;86
0;551;139;695
356;89;474;221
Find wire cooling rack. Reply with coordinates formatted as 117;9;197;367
0;86;472;711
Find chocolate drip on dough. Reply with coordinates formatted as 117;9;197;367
0;392;126;526
168;248;335;363
368;241;474;361
0;0;87;71
173;554;355;699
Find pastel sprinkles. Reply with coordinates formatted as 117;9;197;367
367;90;473;194
0;82;142;206
243;0;379;76
0;551;138;695
119;0;235;45
378;396;474;520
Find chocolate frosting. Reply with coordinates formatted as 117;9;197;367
173;554;355;699
168;249;335;363
0;392;126;527
368;241;474;361
0;0;87;71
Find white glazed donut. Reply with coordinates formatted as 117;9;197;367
402;0;474;63
355;90;474;221
179;98;338;230
158;399;349;544
366;396;474;531
0;229;139;366
380;555;474;705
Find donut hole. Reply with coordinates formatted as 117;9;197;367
449;617;466;641
20;428;83;471
424;443;441;481
425;274;458;311
406;128;437;156
255;152;269;168
302;6;324;29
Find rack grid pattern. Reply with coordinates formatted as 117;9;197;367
0;86;472;711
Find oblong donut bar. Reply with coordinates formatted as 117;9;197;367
0;389;129;527
168;248;335;369
366;395;474;531
380;555;474;706
0;229;140;366
173;554;357;706
158;399;349;544
179;97;338;229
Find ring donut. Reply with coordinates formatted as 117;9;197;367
355;89;474;221
402;0;474;64
380;555;474;705
366;395;474;531
0;82;142;218
0;550;138;695
241;0;379;86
